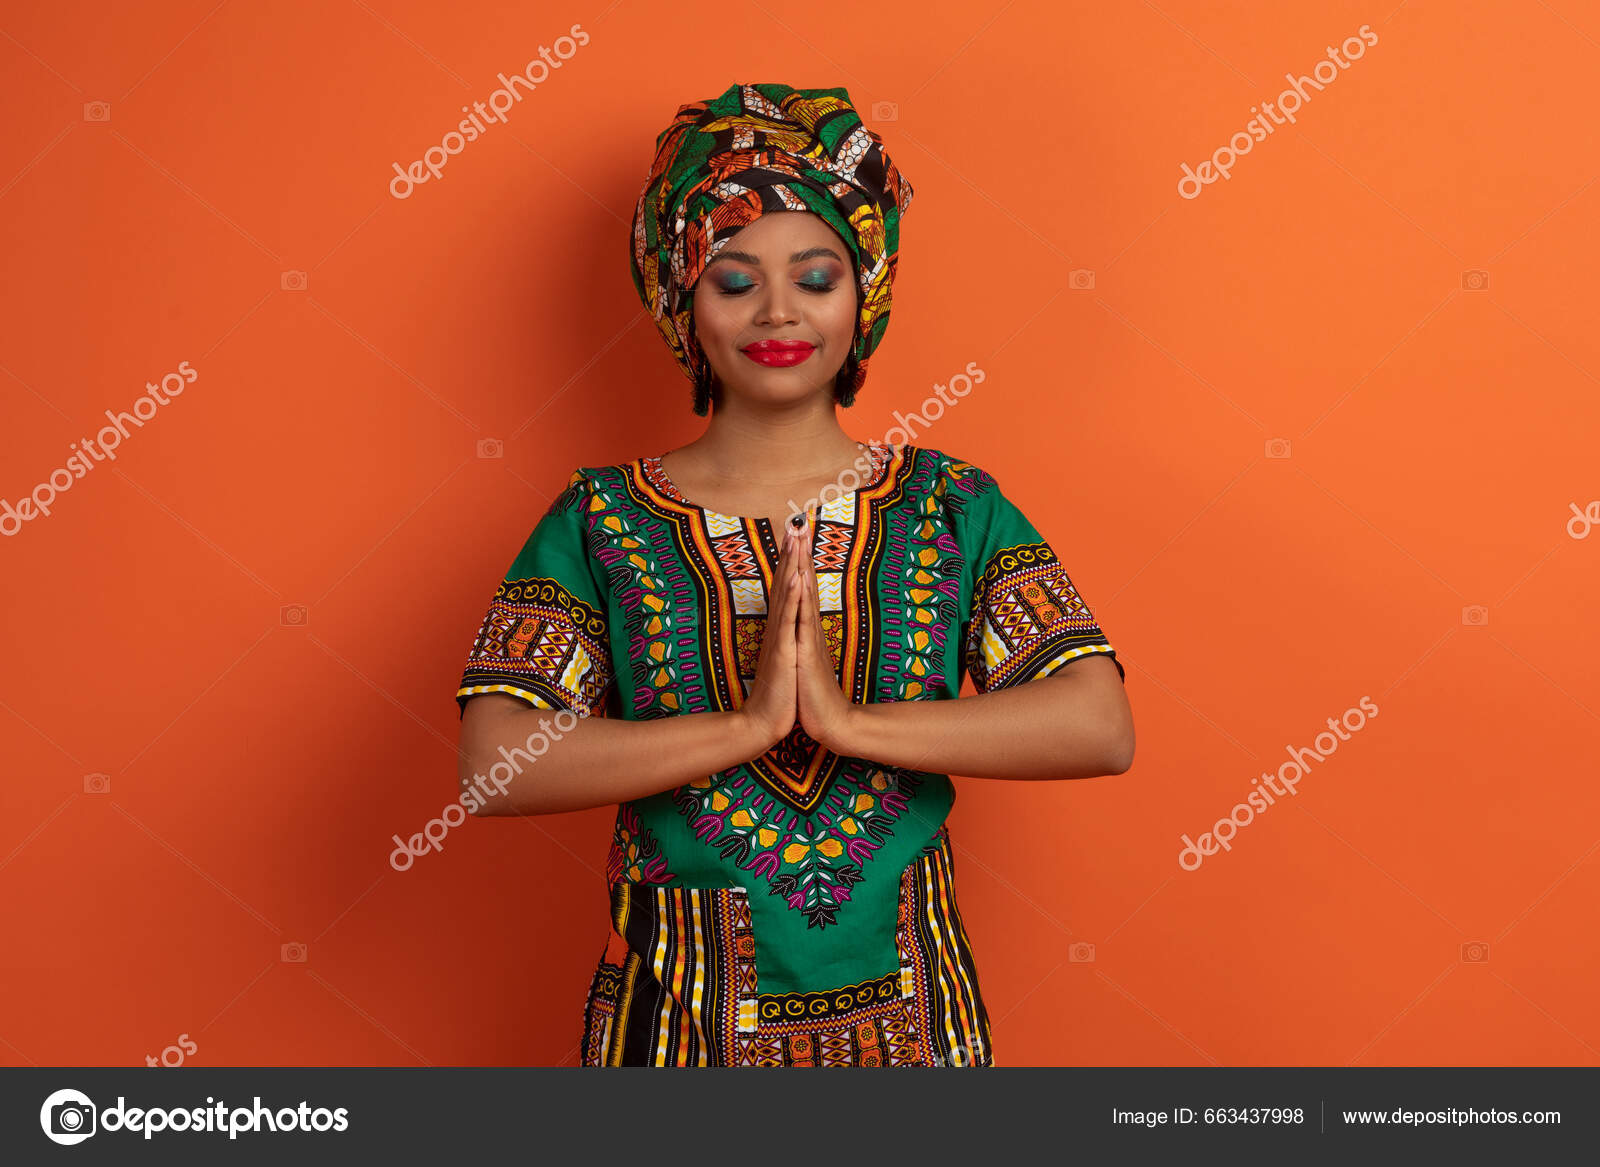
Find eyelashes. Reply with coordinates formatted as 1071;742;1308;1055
712;274;840;296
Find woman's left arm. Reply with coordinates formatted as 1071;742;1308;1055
795;557;1135;781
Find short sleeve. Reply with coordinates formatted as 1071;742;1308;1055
455;469;616;718
953;469;1124;693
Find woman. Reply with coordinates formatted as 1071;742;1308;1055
455;82;1134;1068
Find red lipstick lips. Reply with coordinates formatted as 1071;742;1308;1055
741;339;815;368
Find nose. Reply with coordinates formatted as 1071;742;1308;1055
752;274;801;328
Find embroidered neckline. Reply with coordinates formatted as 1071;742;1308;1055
642;442;897;523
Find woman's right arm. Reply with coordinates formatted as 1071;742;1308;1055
458;516;806;816
459;696;775;815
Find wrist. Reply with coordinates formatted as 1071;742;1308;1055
821;701;870;757
731;707;785;758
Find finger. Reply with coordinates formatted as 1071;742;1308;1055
793;569;809;645
772;539;788;597
774;575;801;665
775;533;800;608
797;562;817;639
781;558;803;629
772;528;797;598
795;516;813;588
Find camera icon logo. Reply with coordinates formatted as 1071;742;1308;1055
280;604;308;627
477;438;504;459
1068;941;1096;963
40;1088;96;1145
281;270;308;291
1068;268;1096;290
84;772;111;794
1265;438;1292;459
871;100;898;121
281;941;308;962
1461;941;1490;963
83;102;111;122
1461;269;1489;291
1461;605;1488;627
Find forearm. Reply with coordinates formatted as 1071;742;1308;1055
462;702;772;815
835;668;1132;780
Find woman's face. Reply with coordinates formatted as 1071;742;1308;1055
691;210;858;412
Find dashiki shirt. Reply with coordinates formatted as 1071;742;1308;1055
456;443;1124;1068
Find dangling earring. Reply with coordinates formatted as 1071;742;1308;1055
692;363;713;416
834;351;861;408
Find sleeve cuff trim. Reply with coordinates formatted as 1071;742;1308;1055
456;680;587;717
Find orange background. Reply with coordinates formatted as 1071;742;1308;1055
3;0;1597;1068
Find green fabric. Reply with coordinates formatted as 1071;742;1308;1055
457;446;1122;996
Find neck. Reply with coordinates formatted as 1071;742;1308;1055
688;390;865;480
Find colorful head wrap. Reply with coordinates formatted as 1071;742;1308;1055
629;82;914;411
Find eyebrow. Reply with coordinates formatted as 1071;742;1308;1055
706;246;845;267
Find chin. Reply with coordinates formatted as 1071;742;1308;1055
720;372;838;410
716;361;838;403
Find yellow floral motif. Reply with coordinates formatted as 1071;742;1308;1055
783;838;845;865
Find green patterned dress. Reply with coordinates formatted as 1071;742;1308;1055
456;442;1123;1066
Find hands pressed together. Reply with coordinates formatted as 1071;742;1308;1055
738;510;861;757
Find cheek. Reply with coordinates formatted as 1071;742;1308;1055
823;288;858;344
693;296;738;346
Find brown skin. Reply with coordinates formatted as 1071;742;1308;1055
458;211;1134;816
657;209;864;529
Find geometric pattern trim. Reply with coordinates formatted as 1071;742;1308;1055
965;540;1123;690
578;824;994;1067
457;574;613;715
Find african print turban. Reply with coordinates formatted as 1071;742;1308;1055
628;82;915;406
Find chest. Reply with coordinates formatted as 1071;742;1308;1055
654;449;885;532
647;478;817;534
594;459;976;721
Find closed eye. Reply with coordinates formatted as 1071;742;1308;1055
717;280;838;296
